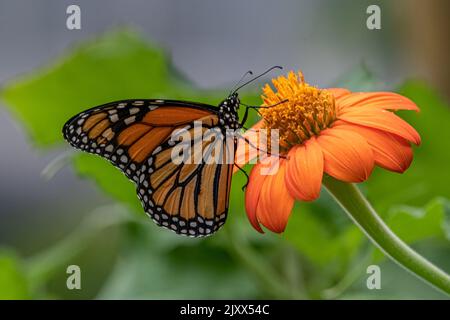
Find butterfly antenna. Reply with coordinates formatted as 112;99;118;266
229;70;253;95
232;65;282;94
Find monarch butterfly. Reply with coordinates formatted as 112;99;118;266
63;67;282;237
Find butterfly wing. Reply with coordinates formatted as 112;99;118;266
63;99;215;179
63;99;235;237
140;122;236;237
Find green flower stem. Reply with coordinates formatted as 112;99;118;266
323;176;450;295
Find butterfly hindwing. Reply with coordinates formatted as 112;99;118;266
136;122;236;237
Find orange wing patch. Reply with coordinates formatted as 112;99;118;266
82;112;107;132
128;127;174;163
163;187;182;215
143;107;213;126
118;123;153;146
88;119;110;139
216;162;230;215
197;163;216;219
180;176;197;220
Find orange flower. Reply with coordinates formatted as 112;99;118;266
238;71;421;234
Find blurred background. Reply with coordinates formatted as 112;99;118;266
0;0;449;299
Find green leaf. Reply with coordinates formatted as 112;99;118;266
373;197;450;261
2;31;172;147
388;197;450;242
0;250;30;299
97;222;258;299
73;154;142;213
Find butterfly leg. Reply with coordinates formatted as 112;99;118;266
240;105;251;127
236;134;287;160
240;99;288;128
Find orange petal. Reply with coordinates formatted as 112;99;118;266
285;137;324;201
255;159;294;233
337;92;419;113
245;162;267;233
317;128;374;182
333;121;413;173
338;108;421;145
326;88;351;100
234;120;265;173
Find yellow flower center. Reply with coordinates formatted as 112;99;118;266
260;71;336;148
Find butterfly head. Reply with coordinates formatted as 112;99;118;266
227;92;240;109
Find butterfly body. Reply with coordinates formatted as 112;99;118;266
63;97;241;237
217;93;241;130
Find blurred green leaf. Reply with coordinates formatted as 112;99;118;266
2;31;172;147
388;197;450;242
0;250;30;299
342;239;450;300
373;197;450;261
285;201;362;267
73;154;142;212
24;204;131;293
98;223;258;299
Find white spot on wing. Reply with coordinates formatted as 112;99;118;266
124;116;136;125
110;114;119;122
129;107;140;115
152;146;162;155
